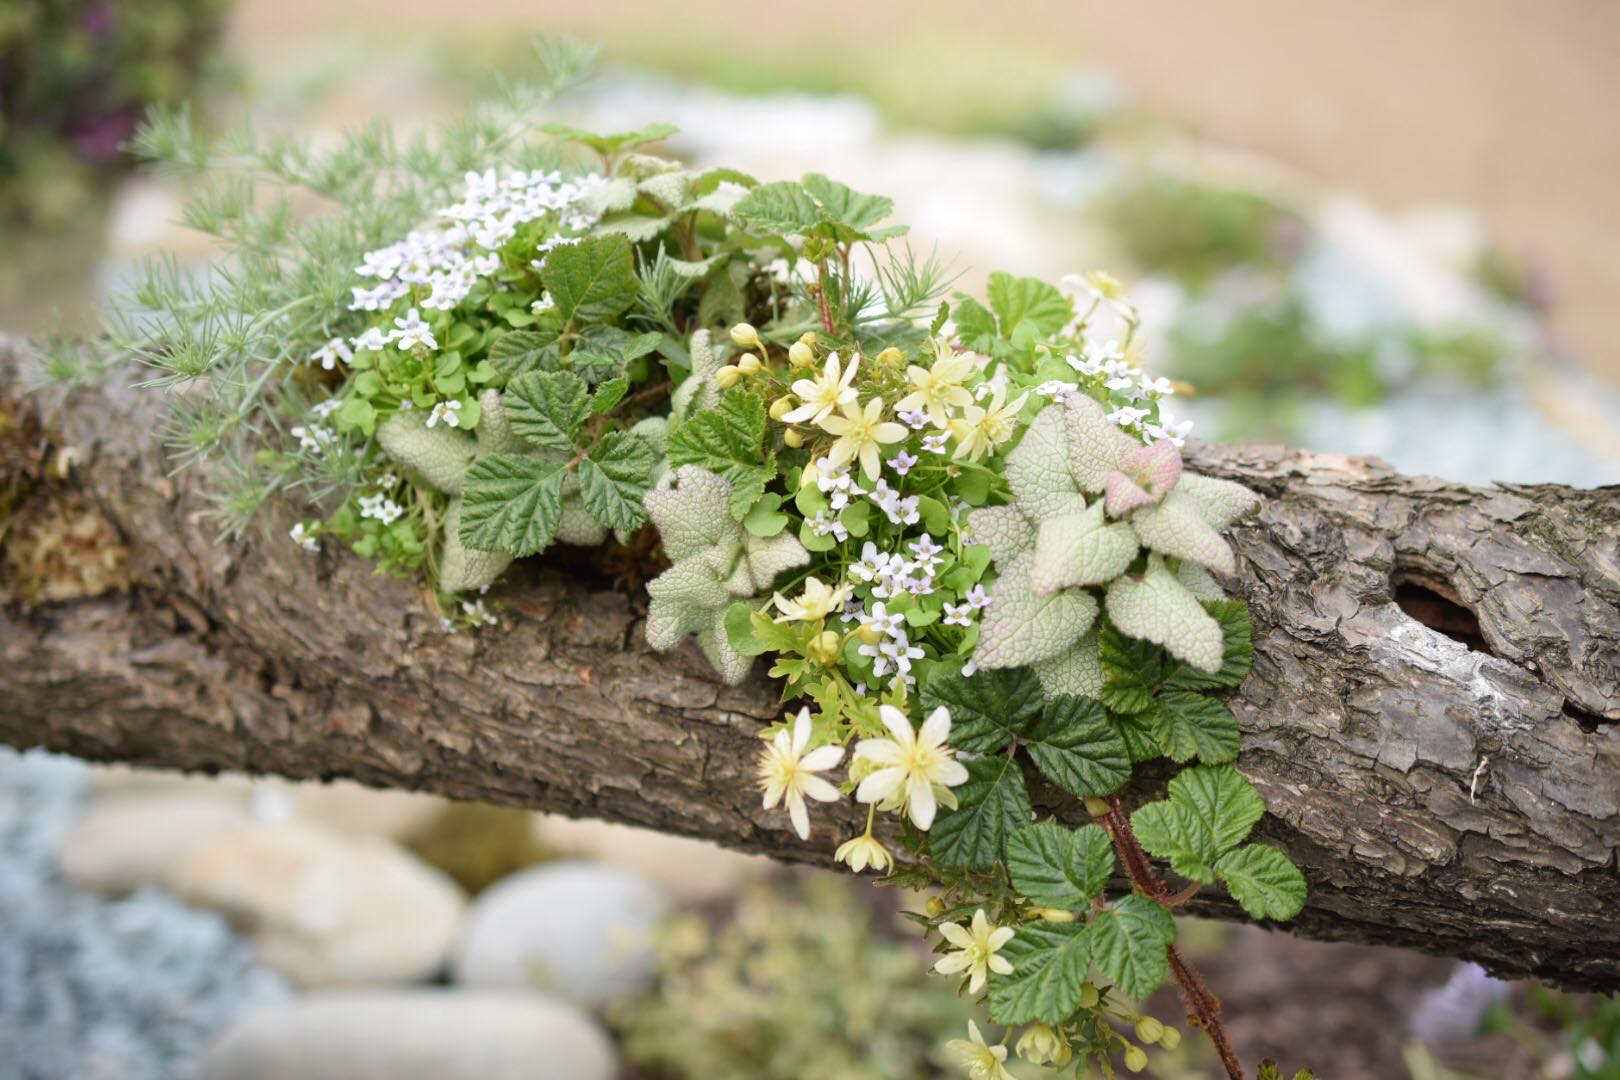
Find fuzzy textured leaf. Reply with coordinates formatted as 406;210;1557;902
667;389;773;519
1149;691;1241;764
974;556;1098;669
541;234;640;325
459;454;567;556
1104;555;1224;673
504;370;591;451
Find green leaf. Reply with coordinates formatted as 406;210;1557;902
987;272;1072;345
578;431;656;531
917;666;1043;754
1149;691;1240;764
504;371;591;451
802;173;894;231
488;329;562;379
667;389;773;519
1005;822;1114;910
1089;894;1176;999
590;376;630;414
1023;695;1132;798
570;325;663;383
1110;708;1162;763
929;756;1032;871
541;235;640;325
953;296;1000;355
1215;844;1307;920
1098;620;1169;715
742;493;790;538
988;920;1091;1026
731;180;822;235
1165;600;1255;691
723;602;768;657
541;121;677;154
1130;801;1217;883
1170;764;1265;856
460;454;567;556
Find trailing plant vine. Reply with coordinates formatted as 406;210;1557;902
101;40;1310;1078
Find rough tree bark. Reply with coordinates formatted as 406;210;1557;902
2;340;1617;991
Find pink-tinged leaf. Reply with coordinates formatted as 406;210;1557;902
1121;439;1183;497
1104;471;1155;518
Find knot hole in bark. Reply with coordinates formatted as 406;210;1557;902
1392;570;1491;655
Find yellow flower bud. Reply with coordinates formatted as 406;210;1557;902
926;895;945;917
737;352;762;376
1015;1024;1072;1067
855;623;884;646
1078;982;1100;1009
798;331;818;346
1036;907;1077;923
784;428;805;448
874;346;904;366
788;340;814;368
1135;1017;1164;1045
716;365;742;389
1123;1043;1148;1072
1159;1027;1181;1051
730;322;760;348
769;396;795;421
1082;796;1112;818
813;630;841;664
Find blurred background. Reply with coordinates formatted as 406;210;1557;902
2;2;1618;1078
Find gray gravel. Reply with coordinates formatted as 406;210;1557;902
0;748;287;1080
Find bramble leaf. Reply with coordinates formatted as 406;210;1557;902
1005;822;1114;910
578;430;656;531
1148;691;1240;764
504;370;591;451
930;756;1032;871
1170;764;1265;856
1089;894;1176;999
1097;619;1170;715
459;454;567;556
731;180;822;235
541;234;640;325
918;666;1043;754
988;920;1091;1027
1215;844;1307;920
1023;695;1131;798
667;389;773;519
1130;801;1217;883
488;329;562;378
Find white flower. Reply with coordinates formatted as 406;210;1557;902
853;705;969;830
897;408;929;430
289;522;319;552
531;294;556;314
351;327;389;352
965;584;992;610
935;909;1016;994
849;542;889;583
815;461;866;510
949;386;1030;462
834;832;892;873
427;400;463;429
1140;373;1175;396
1105;404;1151;428
1145;405;1194;448
858;601;905;640
894;342;976;427
948;1020;1017;1080
358;493;404;525
880;636;925;676
888;449;918;476
460;598;497;626
1036;379;1079;399
921;433;948;454
391;308;438;351
310;338;352;371
818;397;909;482
809;511;849;542
757;708;844;840
905;573;934;597
784;352;859;425
908;534;944;569
943;601;974;627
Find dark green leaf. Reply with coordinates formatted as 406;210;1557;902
578;430;655;531
952;296;999;355
504;371;591;451
929;756;1032;871
1130;801;1216;883
459;454;566;556
1215;844;1307;920
1098;620;1169;714
1170;764;1265;857
1089;894;1176;999
988;920;1091;1026
590;377;630;414
918;666;1043;754
1149;691;1240;764
1024;695;1132;798
1005;822;1114;909
667;389;773;519
488;329;562;379
1110;708;1163;763
541;235;640;325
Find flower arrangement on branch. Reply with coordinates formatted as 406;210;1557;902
101;40;1310;1079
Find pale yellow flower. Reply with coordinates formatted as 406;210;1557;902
770;576;850;623
935;908;1016;994
947;1020;1017;1080
894;342;976;427
757;707;844;840
949;387;1030;462
783;351;859;425
852;705;969;830
834;831;893;873
817;397;909;481
1015;1023;1071;1067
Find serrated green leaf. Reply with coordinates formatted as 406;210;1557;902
1170;764;1265;856
929;756;1032;871
1165;600;1256;691
1149;691;1240;764
578;431;655;531
504;371;591;451
1089;894;1176;999
1024;695;1132;798
667;389;773;520
488;329;562;379
953;296;1000;355
1005;822;1114;910
988;272;1072;346
460;454;567;556
1215;844;1307;920
1130;801;1216;883
731;180;822;235
917;666;1043;754
1098;620;1169;714
988;920;1091;1026
1110;708;1162;763
590;376;630;414
541;235;640;325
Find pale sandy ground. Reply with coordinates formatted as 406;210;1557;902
229;0;1620;387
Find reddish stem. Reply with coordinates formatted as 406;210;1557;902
1100;794;1245;1080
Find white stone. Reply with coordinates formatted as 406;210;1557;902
55;792;253;895
198;990;615;1080
452;860;670;1006
169;822;464;987
532;815;770;902
257;777;447;839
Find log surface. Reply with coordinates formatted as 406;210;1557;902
2;341;1617;990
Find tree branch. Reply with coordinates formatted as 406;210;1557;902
2;339;1617;991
